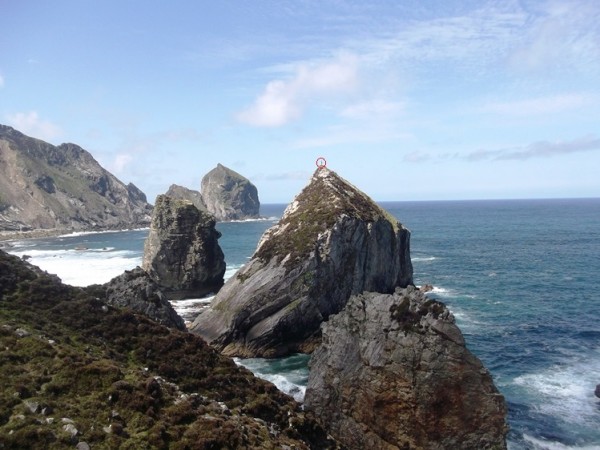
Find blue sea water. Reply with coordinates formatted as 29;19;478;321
6;199;600;449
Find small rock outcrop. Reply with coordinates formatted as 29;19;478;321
142;195;225;300
100;267;186;330
595;384;600;399
165;184;207;213
200;163;260;221
304;287;508;450
191;168;413;357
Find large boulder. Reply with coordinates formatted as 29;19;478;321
305;287;508;450
142;195;225;300
99;267;186;330
200;163;260;221
190;168;413;357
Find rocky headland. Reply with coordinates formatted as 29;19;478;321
305;287;508;449
0;249;337;448
191;167;413;357
142;195;225;300
0;125;152;232
200;163;260;221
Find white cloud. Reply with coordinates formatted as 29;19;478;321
0;73;4;88
480;94;591;115
237;52;359;127
113;154;133;173
340;100;404;119
4;111;62;141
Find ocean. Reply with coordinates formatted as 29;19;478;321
5;199;600;450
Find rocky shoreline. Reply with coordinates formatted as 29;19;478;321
0;226;149;243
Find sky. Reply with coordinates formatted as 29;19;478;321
1;0;599;203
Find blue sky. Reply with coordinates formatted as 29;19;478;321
2;0;599;203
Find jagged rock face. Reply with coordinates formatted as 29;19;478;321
200;163;259;221
0;124;152;231
305;287;508;450
190;168;413;357
142;195;225;300
165;184;207;213
100;267;186;330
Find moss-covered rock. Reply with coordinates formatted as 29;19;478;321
191;168;413;357
0;250;337;449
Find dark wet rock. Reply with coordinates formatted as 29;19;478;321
595;384;600;399
305;287;508;450
191;168;413;357
100;267;186;330
200;163;260;221
142;195;225;300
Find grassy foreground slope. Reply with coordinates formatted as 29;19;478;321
0;250;335;449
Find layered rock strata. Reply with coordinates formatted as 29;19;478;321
200;163;260;221
191;168;413;357
142;195;225;300
304;287;508;450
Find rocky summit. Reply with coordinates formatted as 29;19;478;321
200;163;260;221
305;287;508;450
165;183;208;213
142;195;225;300
0;124;152;232
191;168;413;357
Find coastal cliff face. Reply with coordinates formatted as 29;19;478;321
0;125;152;231
305;287;508;450
0;250;337;449
191;168;413;357
165;184;208;213
200;163;260;221
142;195;225;300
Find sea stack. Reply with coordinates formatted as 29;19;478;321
190;168;413;357
200;163;260;221
305;287;508;449
165;184;208;213
142;195;225;299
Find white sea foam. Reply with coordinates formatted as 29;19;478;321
521;434;600;450
412;256;437;262
170;296;214;322
57;227;149;238
7;248;141;286
234;358;307;403
513;354;600;428
224;264;244;281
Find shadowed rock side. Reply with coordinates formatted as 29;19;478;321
191;168;413;357
305;287;508;450
0;124;152;231
200;163;260;221
88;267;186;331
142;195;225;300
165;183;208;213
0;250;338;449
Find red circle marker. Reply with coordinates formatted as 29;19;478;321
316;157;327;169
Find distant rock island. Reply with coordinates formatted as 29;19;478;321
163;164;260;222
191;167;413;357
200;163;260;221
0;124;152;232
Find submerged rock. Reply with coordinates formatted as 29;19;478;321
200;163;260;221
142;195;225;300
304;287;508;450
595;384;600;399
101;267;186;331
191;168;413;357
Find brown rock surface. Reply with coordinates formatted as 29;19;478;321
304;287;508;450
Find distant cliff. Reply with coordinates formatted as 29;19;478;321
200;163;260;221
0;125;152;231
165;184;207;213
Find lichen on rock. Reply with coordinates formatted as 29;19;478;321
304;287;509;450
191;168;413;357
